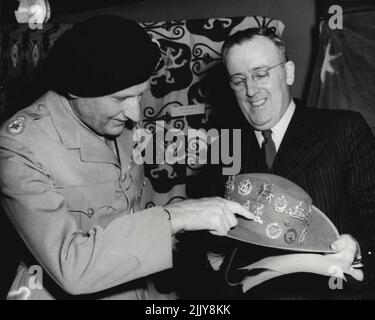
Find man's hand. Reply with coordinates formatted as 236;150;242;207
327;234;360;268
164;197;255;236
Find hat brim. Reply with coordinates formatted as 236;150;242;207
226;205;340;253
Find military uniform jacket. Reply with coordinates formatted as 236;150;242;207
0;91;173;299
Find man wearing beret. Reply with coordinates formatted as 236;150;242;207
193;27;375;299
0;15;254;300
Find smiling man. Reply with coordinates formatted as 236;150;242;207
0;15;254;300
209;27;375;299
223;34;294;131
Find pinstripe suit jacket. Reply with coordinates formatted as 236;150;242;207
200;102;375;299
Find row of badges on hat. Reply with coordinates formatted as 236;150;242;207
225;176;312;224
226;176;311;245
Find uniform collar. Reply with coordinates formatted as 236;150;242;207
45;91;120;166
45;91;81;149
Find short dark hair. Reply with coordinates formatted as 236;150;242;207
221;27;288;66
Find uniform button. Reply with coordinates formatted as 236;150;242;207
87;208;95;216
142;180;147;187
37;104;45;111
121;173;127;181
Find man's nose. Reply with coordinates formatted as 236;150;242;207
123;97;141;122
245;77;260;97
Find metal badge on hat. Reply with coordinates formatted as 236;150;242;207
224;173;340;253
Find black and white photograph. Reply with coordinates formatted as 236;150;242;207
0;0;374;306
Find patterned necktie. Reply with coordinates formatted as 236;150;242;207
262;129;276;170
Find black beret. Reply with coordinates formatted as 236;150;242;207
47;15;161;97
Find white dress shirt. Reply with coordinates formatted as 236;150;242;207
254;99;296;152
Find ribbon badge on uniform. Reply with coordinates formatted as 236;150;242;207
6;115;27;135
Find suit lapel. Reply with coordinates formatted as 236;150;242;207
272;105;328;179
240;127;268;174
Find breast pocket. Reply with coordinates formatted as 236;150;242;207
58;181;117;233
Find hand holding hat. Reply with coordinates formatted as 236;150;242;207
221;173;364;292
329;234;361;267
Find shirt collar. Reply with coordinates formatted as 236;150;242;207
254;99;296;152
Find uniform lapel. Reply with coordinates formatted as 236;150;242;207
272;105;328;179
115;127;134;171
78;131;119;166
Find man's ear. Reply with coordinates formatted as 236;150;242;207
285;60;295;86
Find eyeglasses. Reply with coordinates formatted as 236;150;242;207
229;61;287;92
